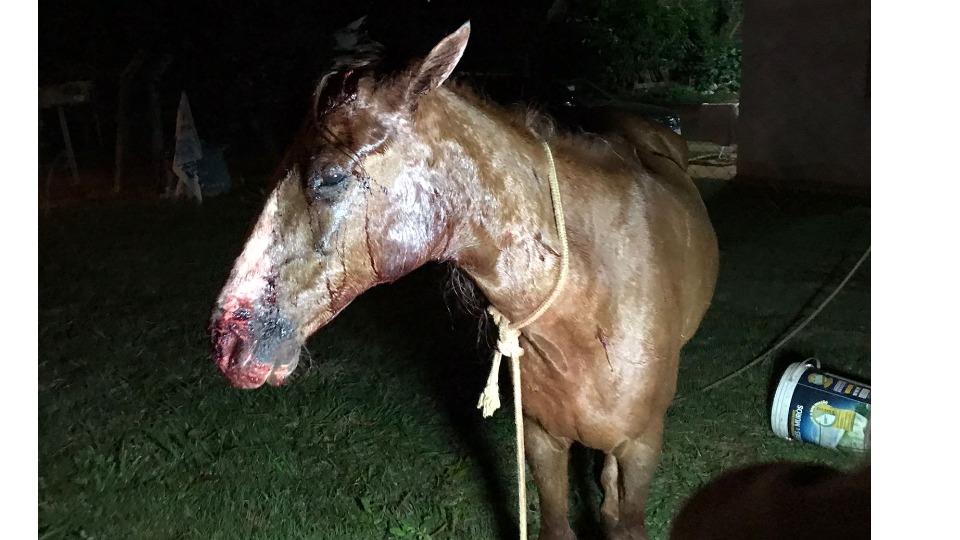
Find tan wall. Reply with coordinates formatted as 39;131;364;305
737;0;870;192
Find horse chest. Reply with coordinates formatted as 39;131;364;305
518;327;662;450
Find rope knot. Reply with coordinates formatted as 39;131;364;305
477;306;523;418
490;306;524;359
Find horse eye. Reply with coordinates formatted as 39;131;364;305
320;171;348;187
306;166;352;201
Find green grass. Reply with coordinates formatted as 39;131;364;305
39;180;870;539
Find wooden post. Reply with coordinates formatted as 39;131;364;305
113;52;145;194
148;55;173;191
56;106;81;185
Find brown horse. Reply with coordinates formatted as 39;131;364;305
210;23;718;540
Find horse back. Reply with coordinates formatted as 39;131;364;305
559;106;689;170
551;110;718;345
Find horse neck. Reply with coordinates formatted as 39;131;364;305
420;87;565;321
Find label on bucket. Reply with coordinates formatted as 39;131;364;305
786;365;871;451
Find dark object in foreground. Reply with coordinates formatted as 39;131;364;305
670;462;870;540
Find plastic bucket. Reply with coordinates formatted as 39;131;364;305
770;360;870;451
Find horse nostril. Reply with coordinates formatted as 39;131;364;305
212;320;244;372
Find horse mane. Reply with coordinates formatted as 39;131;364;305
438;79;623;162
313;41;624;165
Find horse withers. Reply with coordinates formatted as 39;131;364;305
210;23;718;540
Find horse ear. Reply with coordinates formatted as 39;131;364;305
313;69;359;119
406;22;470;98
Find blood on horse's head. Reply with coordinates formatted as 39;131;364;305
210;22;719;540
210;24;473;388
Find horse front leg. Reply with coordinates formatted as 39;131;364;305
524;418;576;540
606;421;664;540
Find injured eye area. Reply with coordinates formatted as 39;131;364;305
306;165;354;202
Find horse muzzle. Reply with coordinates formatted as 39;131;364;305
210;299;301;389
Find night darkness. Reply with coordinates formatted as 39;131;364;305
39;0;589;180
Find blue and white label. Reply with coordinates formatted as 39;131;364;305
788;366;870;451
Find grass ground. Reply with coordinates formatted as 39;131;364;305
39;178;870;539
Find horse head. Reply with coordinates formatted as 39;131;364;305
210;23;472;389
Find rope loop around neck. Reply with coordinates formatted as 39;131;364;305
476;140;568;417
474;140;569;540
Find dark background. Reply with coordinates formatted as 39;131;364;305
39;0;591;178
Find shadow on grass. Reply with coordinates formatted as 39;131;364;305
336;263;522;539
696;179;869;250
570;444;606;539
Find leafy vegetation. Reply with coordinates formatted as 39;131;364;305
568;0;743;98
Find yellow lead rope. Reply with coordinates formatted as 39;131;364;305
476;141;569;540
